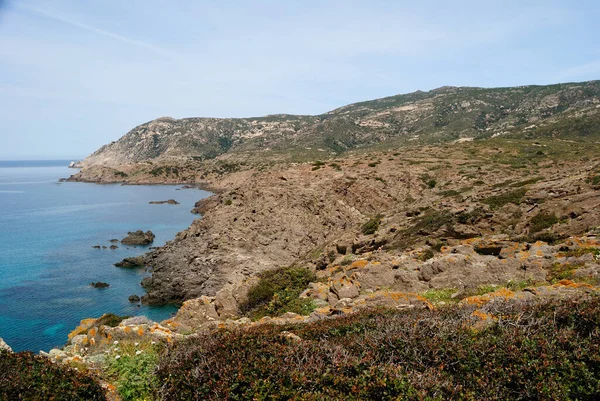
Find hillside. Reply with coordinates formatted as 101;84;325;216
80;81;600;166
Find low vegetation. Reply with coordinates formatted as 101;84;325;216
156;294;600;400
240;266;317;319
529;211;558;233
481;188;527;210
105;341;162;401
361;213;383;235
0;350;105;401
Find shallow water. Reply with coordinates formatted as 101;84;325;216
0;161;210;352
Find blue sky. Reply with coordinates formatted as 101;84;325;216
0;0;598;159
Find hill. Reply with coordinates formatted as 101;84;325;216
80;80;600;166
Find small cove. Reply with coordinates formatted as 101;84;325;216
0;161;210;352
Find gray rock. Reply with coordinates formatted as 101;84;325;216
121;230;155;246
115;256;145;268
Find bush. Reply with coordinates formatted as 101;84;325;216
482;188;527;210
95;313;130;328
157;295;600;400
0;350;105;401
361;214;383;235
105;341;161;401
241;266;316;318
529;211;558;233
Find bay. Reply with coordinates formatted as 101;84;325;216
0;161;209;352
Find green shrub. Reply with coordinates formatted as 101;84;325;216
361;214;383;235
224;199;232;206
105;341;161;401
241;266;316;318
482;188;527;210
157;295;600;400
95;313;130;328
419;249;435;261
440;189;460;197
529;211;558;233
0;350;105;401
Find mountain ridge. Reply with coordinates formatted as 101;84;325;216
80;80;600;167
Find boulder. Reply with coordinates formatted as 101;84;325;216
114;256;145;268
90;282;110;288
128;294;141;303
121;230;155;245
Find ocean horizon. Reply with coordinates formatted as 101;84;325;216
0;160;210;352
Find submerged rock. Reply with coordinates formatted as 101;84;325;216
90;282;110;288
114;256;145;268
121;230;155;245
149;199;180;205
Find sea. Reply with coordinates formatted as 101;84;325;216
0;160;210;352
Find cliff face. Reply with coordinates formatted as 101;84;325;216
81;81;600;167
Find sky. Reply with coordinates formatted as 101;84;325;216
0;0;599;159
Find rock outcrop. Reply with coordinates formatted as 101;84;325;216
121;230;155;246
114;256;145;268
149;199;180;205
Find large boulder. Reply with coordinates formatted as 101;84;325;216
121;230;155;245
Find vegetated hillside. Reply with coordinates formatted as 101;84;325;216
81;80;600;166
157;294;600;401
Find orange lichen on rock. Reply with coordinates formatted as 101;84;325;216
460;288;516;307
350;259;368;269
123;326;132;334
554;279;593;289
68;318;97;341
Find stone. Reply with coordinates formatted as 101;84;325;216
114;256;145;268
330;276;360;299
128;294;141;303
90;282;110;288
121;230;155;246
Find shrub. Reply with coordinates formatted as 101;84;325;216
361;214;383;235
157;295;600;400
95;313;130;328
241;266;316;318
482;188;527;210
529;211;558;233
0;350;105;401
105;341;161;401
419;248;435;261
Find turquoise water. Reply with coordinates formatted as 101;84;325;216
0;161;210;352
